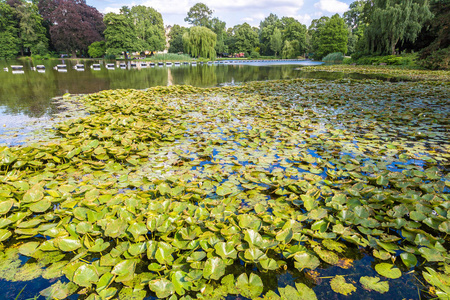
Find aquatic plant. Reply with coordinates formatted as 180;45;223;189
0;78;449;299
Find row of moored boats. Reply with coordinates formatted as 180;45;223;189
2;59;302;73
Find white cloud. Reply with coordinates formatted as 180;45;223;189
103;6;121;13
293;14;312;26
314;0;349;14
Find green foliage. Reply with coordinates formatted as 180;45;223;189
322;52;344;62
183;26;216;59
315;14;348;59
419;47;449;70
0;2;19;59
184;3;213;27
104;13;137;54
364;0;433;55
270;28;282;57
259;13;282;56
281;40;295;59
282;17;308;56
168;25;188;53
351;54;417;66
233;23;259;54
129;5;165;51
88;41;106;58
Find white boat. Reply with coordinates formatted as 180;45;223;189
11;65;24;74
183;62;189;65
191;62;197;66
119;63;127;69
157;62;164;67
106;63;115;70
150;62;155;67
140;63;148;68
174;62;180;66
3;67;8;71
54;64;67;72
130;62;137;68
166;62;172;67
74;64;85;71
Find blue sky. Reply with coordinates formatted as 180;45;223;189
88;0;354;27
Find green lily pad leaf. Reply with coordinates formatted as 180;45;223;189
18;241;40;256
29;199;51;213
279;283;317;300
42;261;67;280
97;272;115;293
155;242;174;265
330;275;356;295
376;175;389;186
149;278;175;299
0;200;14;215
0;229;12;242
203;257;225;280
214;242;237;259
22;188;44;203
157;183;171;196
244;229;263;247
276;228;293;244
128;242;147;256
374;263;402;279
171;270;192;296
216;185;233;196
260;258;279;270
89;238;110;253
293;252;320;271
418;247;444;262
244;248;267;262
57;237;82;252
235;273;263;299
118;287;147;300
98;287;117;300
104;218;127;238
322;239;346;253
400;252;417;269
112;259;137;282
128;223;148;240
40;281;78;300
360;276;389;294
73;264;99;287
314;247;339;265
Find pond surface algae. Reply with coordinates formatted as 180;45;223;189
0;77;449;300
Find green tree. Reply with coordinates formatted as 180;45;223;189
270;27;282;57
364;0;433;55
233;22;259;54
88;40;105;57
281;17;308;56
103;12;137;56
182;26;216;59
184;3;213;27
259;13;282;55
282;40;295;58
129;5;165;51
10;1;49;56
308;16;329;55
315;14;348;59
0;1;20;58
211;17;227;54
168;24;187;53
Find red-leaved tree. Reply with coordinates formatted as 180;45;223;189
38;0;105;56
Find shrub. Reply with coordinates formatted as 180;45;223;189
322;52;344;63
419;48;449;70
250;51;260;58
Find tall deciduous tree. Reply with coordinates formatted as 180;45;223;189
281;17;307;56
270;27;282;57
168;24;187;53
14;1;49;55
103;12;136;56
183;26;216;59
308;16;329;55
259;13;281;55
129;5;165;51
0;1;20;58
315;14;348;59
233;22;259;54
38;0;105;56
184;3;213;27
364;0;433;55
211;17;227;54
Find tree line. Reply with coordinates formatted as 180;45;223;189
0;0;448;68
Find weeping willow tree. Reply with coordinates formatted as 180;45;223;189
182;26;216;59
364;0;433;55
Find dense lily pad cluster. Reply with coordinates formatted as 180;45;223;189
0;78;449;299
302;65;450;82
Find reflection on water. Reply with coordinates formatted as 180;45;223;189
0;60;326;119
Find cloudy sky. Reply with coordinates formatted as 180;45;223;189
89;0;353;27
